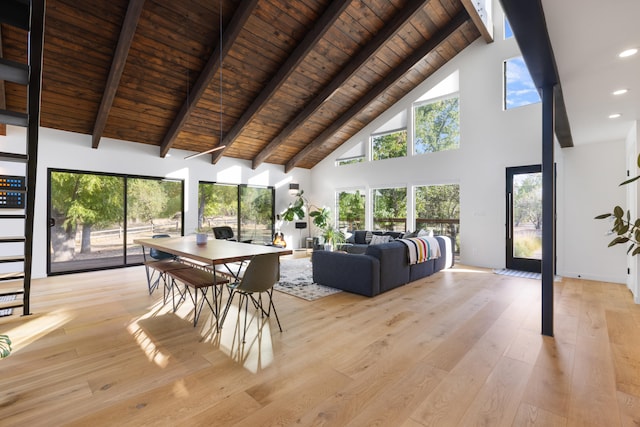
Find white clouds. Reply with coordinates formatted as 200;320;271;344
505;57;541;108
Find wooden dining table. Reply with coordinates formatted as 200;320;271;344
134;235;292;270
134;235;292;327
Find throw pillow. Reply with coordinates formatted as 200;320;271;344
370;234;390;245
418;229;434;237
402;230;418;239
354;230;368;244
365;230;373;244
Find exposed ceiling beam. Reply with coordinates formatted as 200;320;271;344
285;9;470;173
499;0;573;147
251;0;430;170
460;0;493;42
210;0;351;164
92;0;145;149
159;0;258;158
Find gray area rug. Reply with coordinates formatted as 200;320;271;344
275;257;342;301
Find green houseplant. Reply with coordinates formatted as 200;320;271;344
322;227;345;251
596;154;640;255
0;334;11;359
281;190;307;222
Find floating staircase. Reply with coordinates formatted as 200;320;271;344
0;0;45;317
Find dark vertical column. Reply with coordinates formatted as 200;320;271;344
541;84;555;336
23;0;46;316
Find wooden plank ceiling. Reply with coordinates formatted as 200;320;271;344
1;0;481;171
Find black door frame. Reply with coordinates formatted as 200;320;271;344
506;164;542;273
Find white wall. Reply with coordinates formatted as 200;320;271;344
0;126;310;278
627;121;640;301
311;9;541;269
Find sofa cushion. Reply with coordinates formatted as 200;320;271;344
353;230;369;244
383;231;403;240
370;234;390;245
312;250;381;296
365;241;410;292
402;230;418;239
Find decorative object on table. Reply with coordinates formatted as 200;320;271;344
596;153;640;255
195;230;208;245
274;258;341;301
0;334;11;359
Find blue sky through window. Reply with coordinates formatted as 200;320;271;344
504;18;513;39
504;57;540;109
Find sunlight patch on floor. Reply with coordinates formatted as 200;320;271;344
127;300;173;368
217;304;275;374
5;309;73;354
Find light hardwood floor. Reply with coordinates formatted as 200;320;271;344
1;264;639;426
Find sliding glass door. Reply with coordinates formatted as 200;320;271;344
506;165;542;272
198;182;275;245
48;170;183;274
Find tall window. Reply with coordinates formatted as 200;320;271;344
414;96;460;154
372;187;407;231
504;56;541;109
48;170;183;274
336;189;365;230
415;184;460;254
198;182;274;245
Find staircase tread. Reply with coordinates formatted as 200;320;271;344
0;255;25;262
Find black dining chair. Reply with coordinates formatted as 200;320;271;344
212;226;252;244
219;252;282;342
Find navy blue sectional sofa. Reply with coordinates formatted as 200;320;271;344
312;235;452;297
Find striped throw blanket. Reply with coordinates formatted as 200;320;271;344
399;237;441;265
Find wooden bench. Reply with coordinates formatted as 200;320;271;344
168;266;229;327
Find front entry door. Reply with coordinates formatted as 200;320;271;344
506;165;542;273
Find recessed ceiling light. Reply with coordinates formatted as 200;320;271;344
609;113;622;119
613;89;628;95
619;48;638;58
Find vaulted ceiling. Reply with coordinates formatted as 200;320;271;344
2;0;485;171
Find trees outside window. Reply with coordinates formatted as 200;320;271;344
240;186;274;244
415;184;460;254
49;170;183;274
198;182;274;245
373;187;407;231
371;129;407;161
414;97;460;154
198;183;238;235
336;189;365;230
